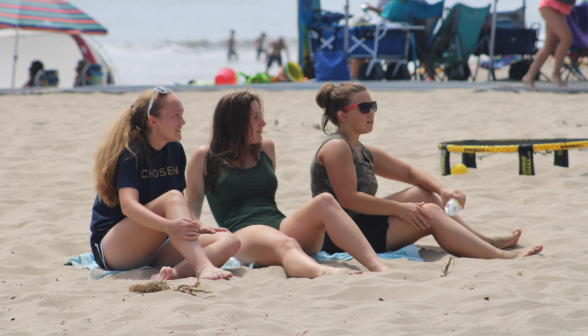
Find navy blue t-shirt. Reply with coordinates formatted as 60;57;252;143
90;141;187;245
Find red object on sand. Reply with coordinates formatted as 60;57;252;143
215;68;236;85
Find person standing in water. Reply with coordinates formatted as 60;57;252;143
254;32;267;61
227;30;239;61
265;37;289;73
522;0;575;90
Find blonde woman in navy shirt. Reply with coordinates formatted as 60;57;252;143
91;88;239;280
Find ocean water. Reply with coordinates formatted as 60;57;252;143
69;0;545;85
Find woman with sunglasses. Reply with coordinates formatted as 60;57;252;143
186;91;391;278
312;83;543;259
91;88;239;280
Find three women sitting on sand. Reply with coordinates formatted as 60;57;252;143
90;84;542;280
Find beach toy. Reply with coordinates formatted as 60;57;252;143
215;68;237;85
237;72;272;85
450;163;467;175
271;62;304;82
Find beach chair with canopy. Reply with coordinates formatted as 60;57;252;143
426;3;491;81
563;2;588;82
406;0;445;80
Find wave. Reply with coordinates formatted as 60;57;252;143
105;38;299;52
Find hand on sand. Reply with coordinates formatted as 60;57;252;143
489;228;521;249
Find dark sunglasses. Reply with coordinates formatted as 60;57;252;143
341;101;377;114
146;87;172;120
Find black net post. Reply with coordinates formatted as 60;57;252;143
440;144;451;176
554;150;569;167
462;153;477;168
518;144;535;175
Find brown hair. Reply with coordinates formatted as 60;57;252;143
204;91;264;196
315;82;367;133
92;89;168;207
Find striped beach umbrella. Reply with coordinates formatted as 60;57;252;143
0;0;107;34
0;0;108;88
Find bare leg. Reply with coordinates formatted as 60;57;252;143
234;225;361;278
280;193;389;272
102;190;234;280
384;203;542;259
384;186;520;249
545;8;573;85
151;231;241;280
523;7;571;90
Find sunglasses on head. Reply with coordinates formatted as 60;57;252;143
341;101;377;114
146;87;173;120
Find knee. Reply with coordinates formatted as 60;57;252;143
422;203;444;218
226;234;241;254
278;237;302;254
315;193;340;210
164;190;186;206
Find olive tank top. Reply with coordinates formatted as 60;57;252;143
310;133;378;218
206;150;286;233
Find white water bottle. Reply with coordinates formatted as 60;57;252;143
444;199;461;217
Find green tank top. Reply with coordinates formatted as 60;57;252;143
206;150;286;233
310;133;378;218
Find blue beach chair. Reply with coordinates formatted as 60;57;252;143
564;2;588;82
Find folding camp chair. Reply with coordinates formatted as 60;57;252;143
406;0;444;81
472;7;540;81
309;22;414;80
426;3;491;81
564;2;588;82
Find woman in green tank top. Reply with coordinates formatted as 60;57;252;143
311;82;543;259
186;91;390;278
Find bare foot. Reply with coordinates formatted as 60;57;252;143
196;265;233;280
522;74;537;91
551;74;567;86
504;245;543;259
319;266;362;277
489;228;521;249
151;266;175;280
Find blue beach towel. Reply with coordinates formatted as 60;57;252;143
66;244;422;279
311;244;424;262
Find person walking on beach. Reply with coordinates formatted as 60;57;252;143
312;82;543;259
90;88;239;281
186;91;391;278
522;0;575;90
254;32;266;61
265;37;289;73
227;30;239;61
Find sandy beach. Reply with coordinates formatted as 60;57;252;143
1;87;588;335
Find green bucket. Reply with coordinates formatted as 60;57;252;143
283;62;304;82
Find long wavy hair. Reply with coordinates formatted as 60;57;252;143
92;89;168;207
204;91;264;196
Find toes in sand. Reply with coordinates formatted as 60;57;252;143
197;265;233;281
320;266;363;277
507;245;543;259
522;75;537;91
151;266;175;281
491;228;522;249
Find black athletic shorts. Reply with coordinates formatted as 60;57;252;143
321;213;390;254
267;54;282;68
91;231;111;271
